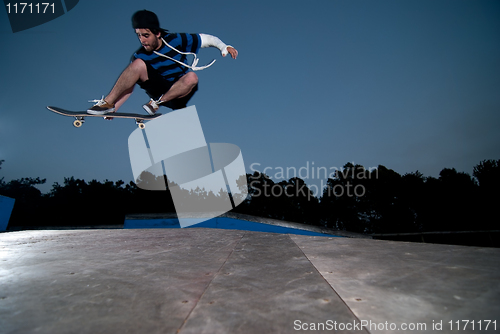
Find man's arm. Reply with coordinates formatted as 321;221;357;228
199;33;238;59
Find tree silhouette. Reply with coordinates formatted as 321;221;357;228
237;171;285;219
433;168;477;231
0;176;47;227
363;165;420;234
472;159;500;230
279;177;319;225
0;158;498;242
235;172;319;225
399;171;427;231
319;163;375;233
473;159;500;189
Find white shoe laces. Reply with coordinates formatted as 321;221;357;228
148;95;164;110
88;96;107;106
149;98;160;110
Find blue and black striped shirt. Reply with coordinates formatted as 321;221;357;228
132;33;201;82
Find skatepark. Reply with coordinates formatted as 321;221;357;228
1;213;499;333
2;1;500;332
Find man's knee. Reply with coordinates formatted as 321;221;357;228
184;71;199;87
129;59;148;81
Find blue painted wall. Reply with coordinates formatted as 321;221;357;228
0;195;15;232
124;217;340;237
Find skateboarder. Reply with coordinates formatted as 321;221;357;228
88;10;238;116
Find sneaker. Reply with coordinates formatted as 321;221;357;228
142;97;164;115
87;97;115;115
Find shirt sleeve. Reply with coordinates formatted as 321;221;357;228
182;33;201;54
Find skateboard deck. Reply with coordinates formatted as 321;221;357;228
47;106;162;129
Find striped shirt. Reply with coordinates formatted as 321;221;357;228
132;33;201;82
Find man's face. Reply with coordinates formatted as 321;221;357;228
135;28;162;52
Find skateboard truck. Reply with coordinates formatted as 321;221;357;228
73;116;85;128
136;119;146;129
72;115;146;129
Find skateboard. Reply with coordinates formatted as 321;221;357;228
47;106;162;129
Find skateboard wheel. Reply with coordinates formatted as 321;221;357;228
73;120;83;128
138;123;146;129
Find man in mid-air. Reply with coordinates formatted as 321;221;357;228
88;10;238;115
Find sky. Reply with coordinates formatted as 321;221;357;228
1;0;499;195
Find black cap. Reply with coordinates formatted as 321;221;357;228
131;10;167;32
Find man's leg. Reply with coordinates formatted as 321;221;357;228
88;59;148;114
106;59;148;106
159;72;198;103
113;86;134;111
142;71;199;114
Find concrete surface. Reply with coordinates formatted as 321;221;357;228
1;228;499;333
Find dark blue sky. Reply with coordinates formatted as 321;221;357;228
1;0;499;195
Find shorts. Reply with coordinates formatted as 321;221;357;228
137;62;198;110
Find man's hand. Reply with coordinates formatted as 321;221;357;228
225;46;238;59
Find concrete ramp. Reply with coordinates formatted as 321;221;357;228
123;212;361;238
1;229;499;333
